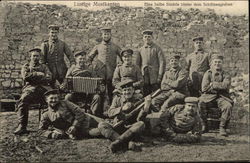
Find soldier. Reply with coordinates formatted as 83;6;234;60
186;36;211;97
136;30;166;96
199;53;233;136
97;79;152;153
112;48;143;90
41;25;75;87
63;51;104;117
158;97;202;143
88;27;122;103
14;48;52;135
39;89;104;139
151;53;189;112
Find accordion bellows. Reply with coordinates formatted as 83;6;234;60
66;77;104;94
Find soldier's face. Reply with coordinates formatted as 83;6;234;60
76;55;86;67
169;58;179;68
194;41;203;50
122;87;134;99
46;94;59;107
102;32;111;42
30;51;40;63
143;35;153;44
49;30;59;40
184;103;197;116
122;54;132;65
211;59;223;70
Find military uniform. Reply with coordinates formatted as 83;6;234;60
98;80;146;153
158;97;202;143
137;36;165;96
39;100;104;139
15;52;52;134
40;26;74;86
199;68;233;135
88;39;121;103
186;37;211;97
152;57;189;111
64;51;104;117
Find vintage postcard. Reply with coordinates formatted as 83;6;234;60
0;0;249;162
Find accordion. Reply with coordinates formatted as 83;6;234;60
65;77;104;94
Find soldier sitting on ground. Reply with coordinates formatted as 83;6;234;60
38;89;105;139
97;79;152;153
112;48;144;96
61;51;105;118
14;48;52;135
151;52;189;112
158;97;202;143
199;53;233;136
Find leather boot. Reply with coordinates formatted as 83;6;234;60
110;129;134;153
14;124;28;135
219;119;228;137
98;122;120;141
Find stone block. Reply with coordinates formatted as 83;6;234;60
2;80;11;88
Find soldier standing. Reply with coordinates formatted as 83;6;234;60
97;79;152;153
112;48;143;90
14;48;52;135
151;53;189;112
88;27;122;103
63;51;104;117
40;25;75;87
186;36;211;97
199;53;233;136
136;30;166;96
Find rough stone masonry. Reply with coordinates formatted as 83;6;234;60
0;2;248;98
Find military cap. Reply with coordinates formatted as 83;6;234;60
211;53;223;60
184;97;199;104
100;26;112;32
44;89;60;96
193;36;203;42
48;25;60;30
120;48;133;56
169;52;181;60
142;30;153;35
29;47;41;53
74;50;87;58
118;79;134;89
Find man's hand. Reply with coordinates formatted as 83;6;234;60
36;72;45;76
67;126;77;135
122;102;133;112
144;95;152;113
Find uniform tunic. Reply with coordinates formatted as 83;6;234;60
186;50;211;95
199;69;233;123
41;38;74;83
39;100;103;138
152;66;189;111
160;104;202;134
112;64;143;89
16;62;52;127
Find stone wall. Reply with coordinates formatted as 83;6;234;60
0;2;249;98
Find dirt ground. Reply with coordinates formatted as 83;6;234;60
0;109;249;162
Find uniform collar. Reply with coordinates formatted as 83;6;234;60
194;49;204;54
49;37;58;44
29;61;39;67
75;64;87;69
169;66;180;72
101;40;111;45
48;103;60;112
143;42;154;48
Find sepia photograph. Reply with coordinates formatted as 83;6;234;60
0;0;249;162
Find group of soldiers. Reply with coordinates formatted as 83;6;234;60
13;24;233;153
